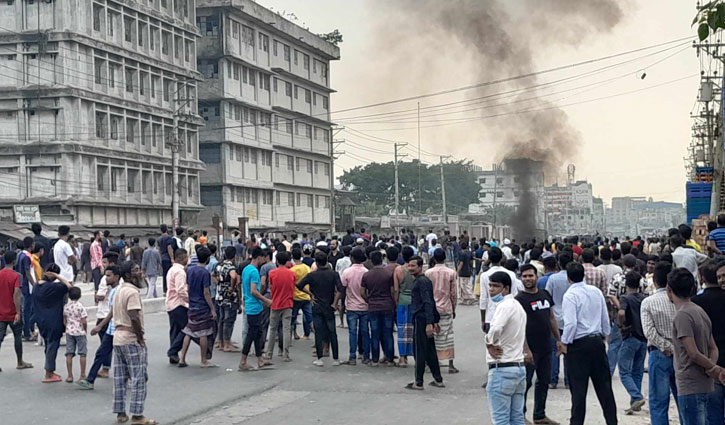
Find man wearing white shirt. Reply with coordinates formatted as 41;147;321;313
425;229;437;246
53;225;77;283
485;270;531;425
479;247;523;332
561;262;617;425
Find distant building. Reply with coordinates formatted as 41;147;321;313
0;0;205;228
606;197;684;236
545;181;599;237
196;0;339;231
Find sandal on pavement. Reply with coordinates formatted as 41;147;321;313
42;375;62;383
16;362;33;369
404;382;424;391
117;413;129;423
130;416;158;425
429;380;446;388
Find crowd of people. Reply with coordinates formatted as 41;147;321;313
2;221;725;425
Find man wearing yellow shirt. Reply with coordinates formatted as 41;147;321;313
290;248;312;340
679;224;702;252
31;246;44;282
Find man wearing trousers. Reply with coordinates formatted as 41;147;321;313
561;262;617;425
405;255;444;390
640;261;683;425
165;249;188;364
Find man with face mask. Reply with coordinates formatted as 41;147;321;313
516;264;562;425
485;271;532;425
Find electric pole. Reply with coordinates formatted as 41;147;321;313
169;79;190;229
331;136;345;235
440;155;451;224
394;143;407;231
417;102;422;215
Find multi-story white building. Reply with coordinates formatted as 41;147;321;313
0;0;205;228
195;0;339;231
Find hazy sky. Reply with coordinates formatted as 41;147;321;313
259;0;700;205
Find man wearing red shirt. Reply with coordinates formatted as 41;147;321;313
0;251;33;371
265;251;296;363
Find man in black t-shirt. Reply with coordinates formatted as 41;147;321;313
157;224;178;294
456;242;476;305
515;264;562;424
617;271;648;414
297;252;342;366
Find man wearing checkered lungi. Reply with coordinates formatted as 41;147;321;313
111;261;157;425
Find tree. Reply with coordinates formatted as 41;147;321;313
339;159;480;216
319;29;343;45
694;1;725;40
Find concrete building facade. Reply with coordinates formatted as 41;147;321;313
0;0;205;228
195;0;339;231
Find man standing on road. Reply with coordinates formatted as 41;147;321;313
668;267;721;425
640;261;681;425
617;271;648;415
265;251;295;362
298;251;342;367
141;238;161;299
516;264;561;425
54;225;77;283
90;230;104;293
485;271;531;425
362;250;396;366
426;248;459;373
456;241;477;305
394;246;416;367
582;248;607;295
165;249;188;364
179;247;217;368
239;248;271;371
404;255;444;391
31;223;51;270
546;252;572;389
0;251;33;371
111;261;156;425
561;262;617;425
341;248;370;365
693;262;725;424
706;213;725;255
17;237;36;341
157;224;177;295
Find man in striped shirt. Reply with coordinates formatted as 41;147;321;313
640;261;682;425
582;248;607;295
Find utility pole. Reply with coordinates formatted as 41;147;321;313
439;155;451;225
331;137;345;235
169;79;190;229
394;143;407;231
417;102;422;215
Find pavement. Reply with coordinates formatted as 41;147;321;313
1;286;681;425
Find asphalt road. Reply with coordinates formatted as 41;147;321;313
1;294;680;425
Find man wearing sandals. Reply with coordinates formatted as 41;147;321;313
0;251;33;372
405;255;444;391
112;261;157;425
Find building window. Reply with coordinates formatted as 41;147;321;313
232;21;239;39
93;5;102;31
126;119;136;144
286;121;293;135
163;79;171;101
125;67;134;93
273;40;278;56
285;82;292;97
242;25;254;47
97;166;108;191
283;44;290;61
162;31;170;55
287;156;293;171
258;33;268;52
322;96;328;110
107;12;115;36
128;169;138;193
260;74;270;90
94;58;104;84
287;192;294;206
294;50;298;65
233;63;240;80
110;115;120;139
108;63;116;88
124;16;133;43
95;112;107;138
303;54;309;70
304;89;311;104
294;86;298;99
273;77;277;92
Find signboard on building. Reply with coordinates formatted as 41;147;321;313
572;183;593;209
380;216;391;229
13;205;40;224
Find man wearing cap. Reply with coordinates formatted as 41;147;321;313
501;239;513;259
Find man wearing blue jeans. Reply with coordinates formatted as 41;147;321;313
641;261;682;425
668;267;721;425
545;253;571;388
693;262;725;425
484;271;531;425
361;251;395;366
617;271;648;414
341;249;370;365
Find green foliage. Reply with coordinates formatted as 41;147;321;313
338;159;481;216
319;29;343;45
694;1;725;40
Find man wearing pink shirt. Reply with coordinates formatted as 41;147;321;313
341;248;371;365
425;248;459;373
90;231;104;293
166;249;189;364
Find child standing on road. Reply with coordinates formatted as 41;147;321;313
64;286;88;382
